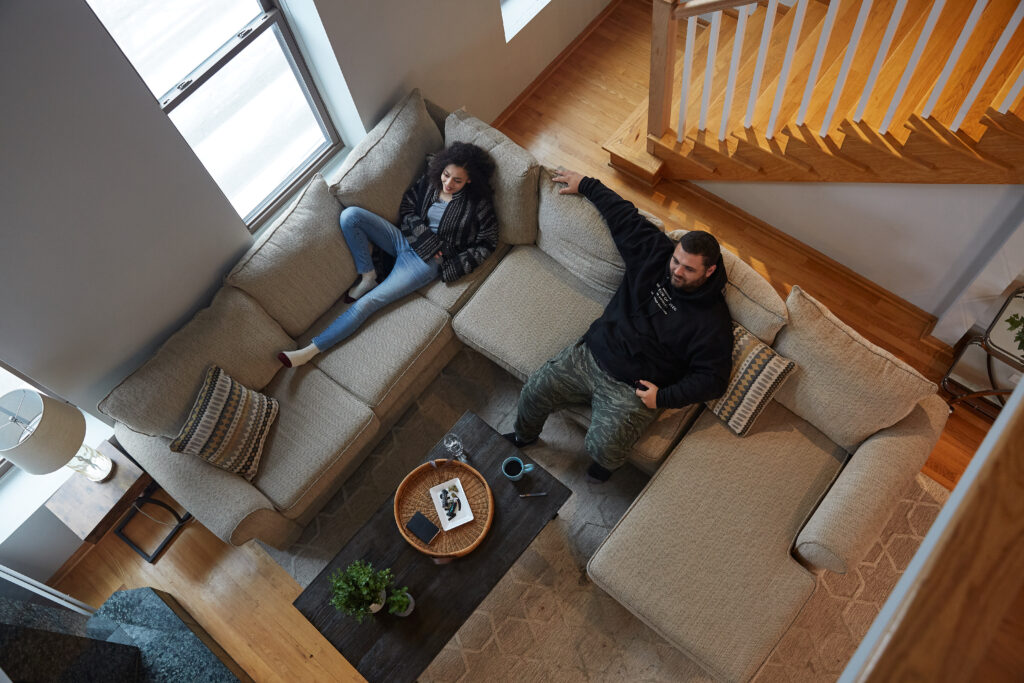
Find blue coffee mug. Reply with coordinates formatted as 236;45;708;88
501;456;534;481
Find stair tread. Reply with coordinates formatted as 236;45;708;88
679;1;819;138
804;0;903;136
928;0;1024;138
748;0;832;132
775;0;871;131
859;0;978;142
702;4;791;140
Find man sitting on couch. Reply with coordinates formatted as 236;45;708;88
504;169;733;482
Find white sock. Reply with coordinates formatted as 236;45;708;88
348;271;378;300
278;343;319;368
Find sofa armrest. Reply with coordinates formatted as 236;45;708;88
115;424;300;549
794;394;949;573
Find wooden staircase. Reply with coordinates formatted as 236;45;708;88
608;0;1024;183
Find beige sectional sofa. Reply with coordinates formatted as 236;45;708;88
97;90;695;549
98;90;947;680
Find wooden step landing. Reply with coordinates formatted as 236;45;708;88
603;98;665;184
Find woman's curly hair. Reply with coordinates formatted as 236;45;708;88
426;141;496;200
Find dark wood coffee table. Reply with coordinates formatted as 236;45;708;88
293;411;571;683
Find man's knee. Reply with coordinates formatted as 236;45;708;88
584;428;633;469
584;408;655;469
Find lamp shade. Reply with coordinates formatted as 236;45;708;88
0;389;85;475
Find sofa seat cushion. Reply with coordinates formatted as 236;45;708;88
99;287;294;439
587;402;845;682
536;169;625;297
300;293;452;411
453;245;611;380
773;286;937;452
419;242;511;313
563;403;703;474
446;110;540;245
225;174;353;337
330;89;443;224
257;366;379;512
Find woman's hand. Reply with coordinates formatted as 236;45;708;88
434;251;443;260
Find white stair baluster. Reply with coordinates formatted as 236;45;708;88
700;11;723;132
951;1;1024;130
720;5;751;140
854;0;908;123
998;66;1024;113
767;0;810;139
921;0;989;120
796;0;842;127
879;0;946;135
678;16;699;142
820;0;874;136
746;0;779;128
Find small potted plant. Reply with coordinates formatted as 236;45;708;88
1007;312;1024;352
387;585;416;618
328;560;393;623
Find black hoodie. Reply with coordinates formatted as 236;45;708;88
578;177;733;409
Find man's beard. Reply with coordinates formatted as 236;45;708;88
668;267;708;292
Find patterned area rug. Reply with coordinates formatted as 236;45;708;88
261;348;949;681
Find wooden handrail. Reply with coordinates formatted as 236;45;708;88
673;0;759;21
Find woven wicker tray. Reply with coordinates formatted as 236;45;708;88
394;459;494;558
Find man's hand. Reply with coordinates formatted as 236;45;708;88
551;168;584;195
635;380;658;409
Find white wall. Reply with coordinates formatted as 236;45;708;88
0;0;253;416
696;182;1024;319
314;0;612;126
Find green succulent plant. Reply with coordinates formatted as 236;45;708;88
1007;313;1024;353
328;560;393;623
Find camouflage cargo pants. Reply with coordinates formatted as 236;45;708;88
513;339;660;471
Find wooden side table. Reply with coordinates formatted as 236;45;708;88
44;439;151;544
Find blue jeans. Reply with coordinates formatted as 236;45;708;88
312;206;440;351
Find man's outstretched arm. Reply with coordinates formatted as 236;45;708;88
550;168;665;260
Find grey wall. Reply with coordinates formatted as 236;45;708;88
0;509;83;588
0;0;254;416
314;0;612;126
696;182;1024;318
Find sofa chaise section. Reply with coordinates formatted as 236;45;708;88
588;286;948;681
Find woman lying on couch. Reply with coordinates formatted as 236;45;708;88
279;142;498;367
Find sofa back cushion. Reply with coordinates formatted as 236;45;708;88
772;286;936;452
225;174;353;337
330;89;444;225
98;286;293;439
445;109;540;245
536;170;624;296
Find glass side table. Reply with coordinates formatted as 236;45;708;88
941;287;1024;417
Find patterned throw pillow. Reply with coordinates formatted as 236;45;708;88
707;323;796;436
170;366;279;480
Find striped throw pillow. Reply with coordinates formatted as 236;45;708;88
707;323;796;436
170;366;279;480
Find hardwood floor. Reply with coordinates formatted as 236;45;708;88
53;0;1004;679
53;490;361;682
